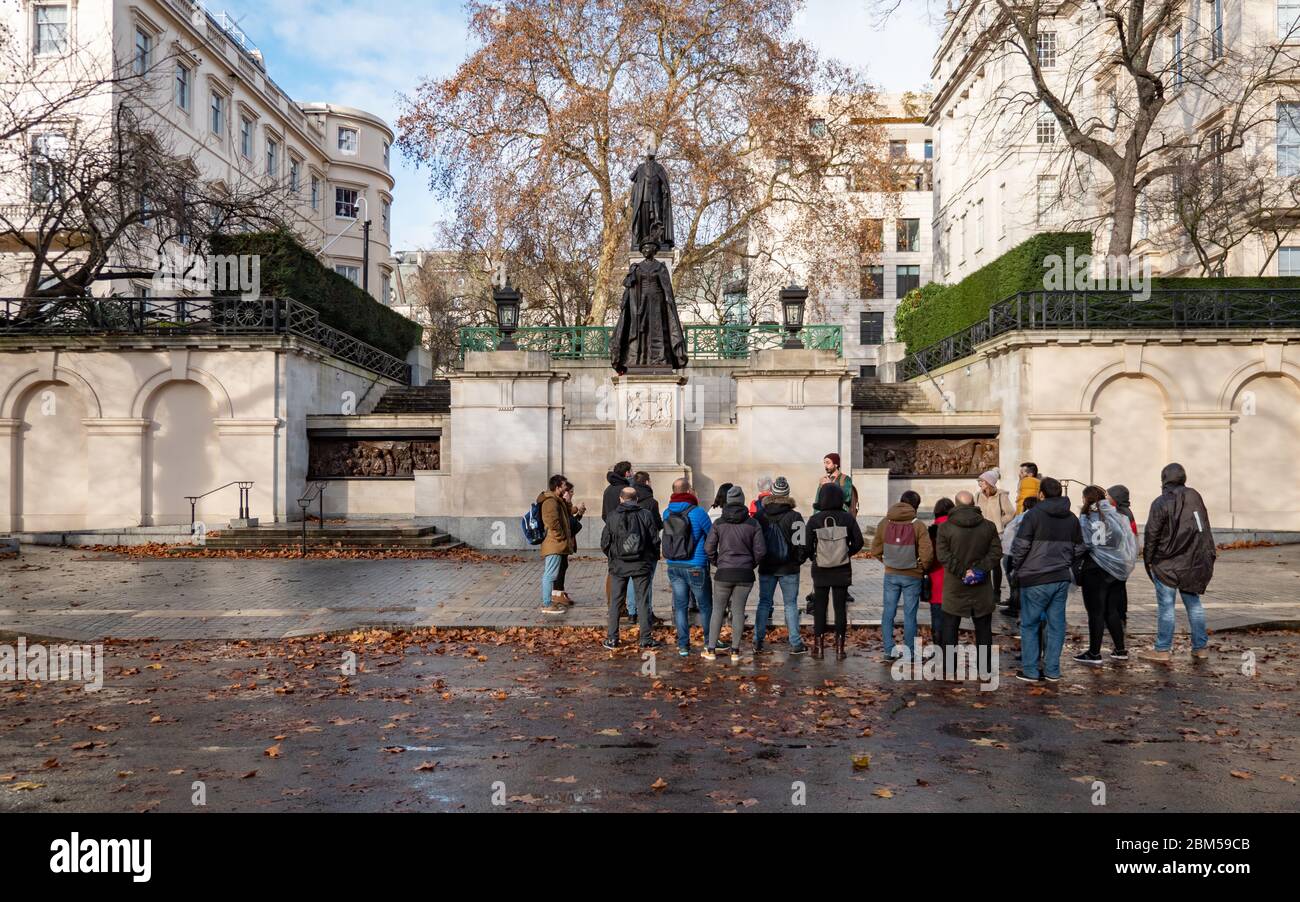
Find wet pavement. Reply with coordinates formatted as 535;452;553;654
0;626;1296;813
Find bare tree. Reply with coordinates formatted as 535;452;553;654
399;250;496;372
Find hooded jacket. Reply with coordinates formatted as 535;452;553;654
756;497;806;576
633;481;664;531
1009;495;1085;588
869;501;935;578
704;503;766;583
536;490;579;557
600;499;660;577
602;471;631;522
663;493;713;568
935;503;1003;617
805;483;864;587
1144;482;1216;594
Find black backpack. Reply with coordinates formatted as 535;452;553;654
760;511;791;565
662;504;697;561
612;509;648;562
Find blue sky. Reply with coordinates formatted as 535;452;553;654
232;0;941;251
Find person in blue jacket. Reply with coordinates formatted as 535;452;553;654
662;477;715;657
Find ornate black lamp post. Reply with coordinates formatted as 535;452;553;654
781;285;807;349
493;283;522;351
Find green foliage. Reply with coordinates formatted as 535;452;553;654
894;231;1093;353
210;230;421;359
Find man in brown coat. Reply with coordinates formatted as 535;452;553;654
538;474;584;614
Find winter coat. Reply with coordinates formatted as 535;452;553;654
756;498;806;576
935;504;1003;617
805;483;864;588
601;471;631;522
1009;495;1085;588
537;491;578;557
1081;500;1138;582
1016;476;1041;514
663;495;713;568
704;504;766;584
600;500;660;578
926;515;948;606
869;501;935;578
977;488;1015;530
1143;483;1217;594
634;482;664;531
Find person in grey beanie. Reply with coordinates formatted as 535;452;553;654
756;476;808;654
703;485;765;662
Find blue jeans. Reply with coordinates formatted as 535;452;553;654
1153;578;1208;651
541;554;563;609
757;572;804;649
1020;581;1069;679
881;573;923;658
668;564;711;650
626;565;656;617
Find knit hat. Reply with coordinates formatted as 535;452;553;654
725;485;746;506
771;477;791;497
824;452;841;467
1106;484;1131;508
979;469;999;487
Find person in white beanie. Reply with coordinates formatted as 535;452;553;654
976;469;1015;603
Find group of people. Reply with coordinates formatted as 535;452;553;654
533;454;1218;683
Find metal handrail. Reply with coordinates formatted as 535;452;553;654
457;323;844;362
296;482;327;553
185;480;253;529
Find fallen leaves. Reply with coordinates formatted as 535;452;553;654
872;788;894;799
651;777;668;791
851;753;871;770
10;781;45;791
264;744;282;759
413;761;438;772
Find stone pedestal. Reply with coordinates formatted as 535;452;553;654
611;372;690;483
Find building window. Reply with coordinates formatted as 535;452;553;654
175;63;191;111
1036;104;1056;143
1037;31;1057;68
858;365;877;381
35;4;69;56
975;199;985;250
133;26;152;75
860;311;885;345
895;265;920;296
381;199;391;232
335;187;359;219
924;139;933;160
1172;29;1183;85
1036;174;1058;224
1281;2;1300;39
860;265;884;299
889;139;907;159
310;176;321;211
289;158;301;194
808;118;827;138
863;218;884;251
383;140;391;167
1279;247;1300;275
338;127;358;154
896;218;920;253
210;92;226;135
1209;0;1223;59
1279;103;1300;176
29;133;65;202
999;183;1007;238
240;116;253;159
266;138;279;177
334;264;360;284
381;271;392;304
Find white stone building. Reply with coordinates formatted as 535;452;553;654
0;0;396;301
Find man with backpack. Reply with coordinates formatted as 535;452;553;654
663;477;714;657
755;477;807;655
869;490;934;661
601;486;662;650
1138;463;1216;663
532;474;580;616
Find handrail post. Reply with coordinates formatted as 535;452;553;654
319;484;325;529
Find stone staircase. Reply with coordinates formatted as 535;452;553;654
851;380;937;413
195;522;460;553
372;380;450;414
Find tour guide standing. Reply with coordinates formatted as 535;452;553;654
815;452;857;515
1009;477;1084;683
663;477;714;657
1138;463;1216;663
601;486;662;650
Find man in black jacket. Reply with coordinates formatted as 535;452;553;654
601;486;661;650
1138;463;1215;663
602;461;633;618
1009;477;1084;683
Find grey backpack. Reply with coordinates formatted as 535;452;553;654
814;515;850;568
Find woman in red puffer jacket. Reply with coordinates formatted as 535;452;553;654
927;498;955;652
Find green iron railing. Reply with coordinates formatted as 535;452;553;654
458;323;842;361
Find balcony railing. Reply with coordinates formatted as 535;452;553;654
0;296;411;383
898;288;1300;381
458;323;843;362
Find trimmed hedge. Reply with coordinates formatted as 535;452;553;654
895;231;1093;353
210;230;422;360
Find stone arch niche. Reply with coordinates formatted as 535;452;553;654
143;380;222;527
1090;374;1168;520
15;381;88;531
1230;374;1300;523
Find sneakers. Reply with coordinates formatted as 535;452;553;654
640;638;663;650
730;647;742;662
678;647;689;658
715;639;731;652
700;648;717;661
1110;649;1129;661
789;645;808;656
542;604;566;616
752;642;767;655
602;638;619;651
1042;674;1060;683
1073;652;1104;667
1015;670;1040;683
1191;647;1210;660
1137;649;1172;663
